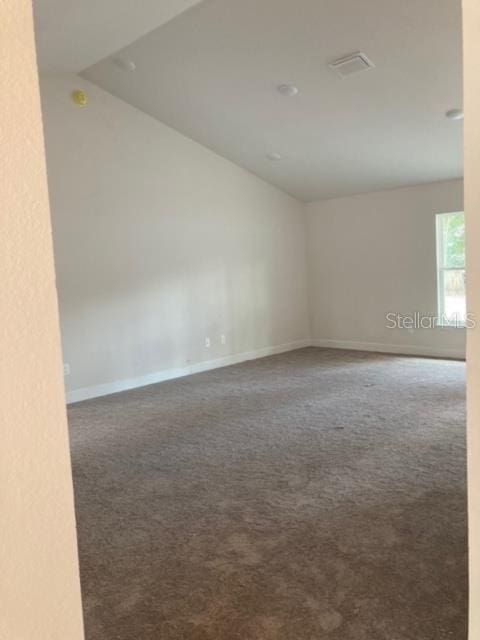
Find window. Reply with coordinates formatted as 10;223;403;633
436;211;466;327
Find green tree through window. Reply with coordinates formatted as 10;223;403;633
436;212;466;326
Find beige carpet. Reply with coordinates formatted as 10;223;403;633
68;348;467;640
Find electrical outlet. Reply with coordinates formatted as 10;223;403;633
221;334;226;345
63;363;71;376
205;337;211;348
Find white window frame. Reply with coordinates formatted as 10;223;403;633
435;211;466;328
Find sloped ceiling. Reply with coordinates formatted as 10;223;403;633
35;0;463;201
33;0;204;73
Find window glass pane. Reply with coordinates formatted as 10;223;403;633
442;269;466;323
441;212;465;268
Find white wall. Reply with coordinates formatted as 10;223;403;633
40;75;310;401
1;3;84;638
306;180;466;358
40;75;466;404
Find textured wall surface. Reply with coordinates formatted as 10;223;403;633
0;2;84;638
464;2;480;638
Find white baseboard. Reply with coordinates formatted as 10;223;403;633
66;336;465;404
311;338;465;360
65;338;311;404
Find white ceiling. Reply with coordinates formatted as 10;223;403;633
37;0;463;202
33;0;204;73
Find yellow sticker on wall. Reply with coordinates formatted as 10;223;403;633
71;90;87;107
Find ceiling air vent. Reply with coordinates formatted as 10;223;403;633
329;52;375;78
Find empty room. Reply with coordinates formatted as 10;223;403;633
30;0;466;638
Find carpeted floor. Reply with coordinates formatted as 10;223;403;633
68;348;467;640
